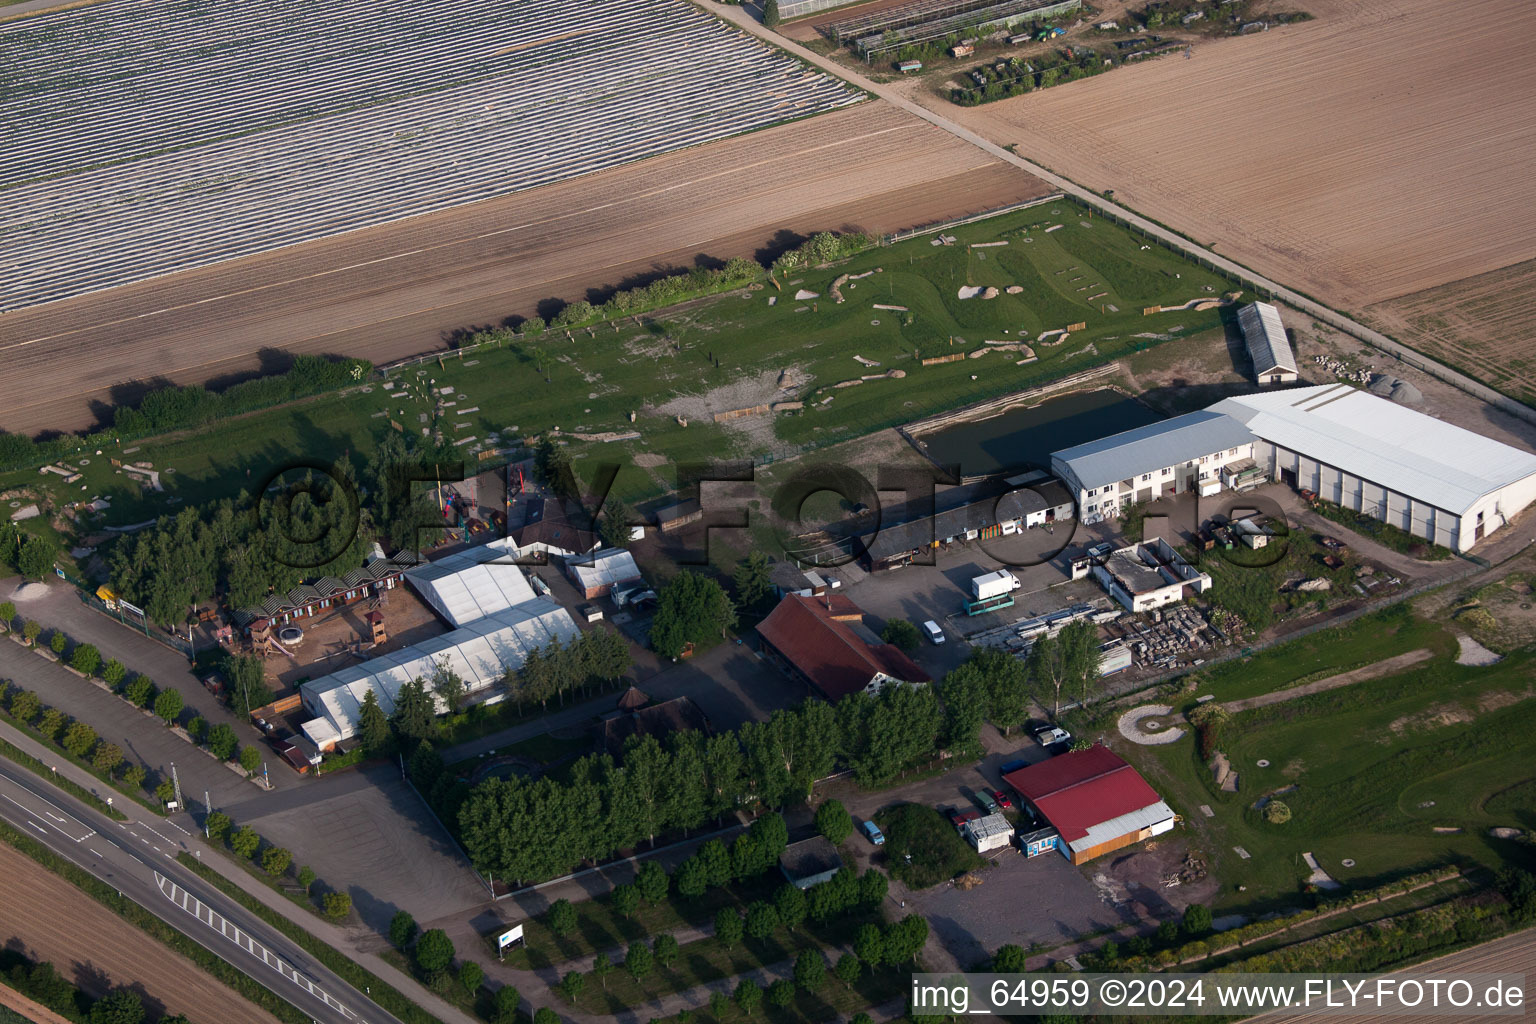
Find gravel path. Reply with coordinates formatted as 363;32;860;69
1223;648;1434;713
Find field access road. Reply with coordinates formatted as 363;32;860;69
0;753;403;1024
706;1;1536;428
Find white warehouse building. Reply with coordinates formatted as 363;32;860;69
1210;384;1536;552
1051;410;1257;521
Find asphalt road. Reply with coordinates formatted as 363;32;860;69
0;756;402;1024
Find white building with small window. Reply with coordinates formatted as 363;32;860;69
1238;301;1298;385
1051;410;1257;521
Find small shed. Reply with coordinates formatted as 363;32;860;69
961;812;1013;853
655;498;703;534
1018;826;1061;858
779;836;843;890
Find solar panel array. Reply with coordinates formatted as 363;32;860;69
0;0;860;310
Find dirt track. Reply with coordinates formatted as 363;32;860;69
923;0;1536;311
0;102;1047;435
1223;648;1434;714
0;842;278;1024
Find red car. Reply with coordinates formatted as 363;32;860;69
992;789;1014;809
947;807;981;830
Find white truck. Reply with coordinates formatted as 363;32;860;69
971;570;1021;602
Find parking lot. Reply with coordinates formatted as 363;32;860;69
822;729;1126;967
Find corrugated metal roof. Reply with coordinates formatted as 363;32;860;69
1237;301;1296;375
963;812;1013;842
1051;410;1255;491
1211;384;1536;516
1070;801;1175;854
1001;744;1165;845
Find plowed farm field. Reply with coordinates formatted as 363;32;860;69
0;842;278;1024
0;101;1049;435
932;0;1536;312
1365;258;1536;406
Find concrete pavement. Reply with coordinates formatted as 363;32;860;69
2;576;261;746
0;631;263;806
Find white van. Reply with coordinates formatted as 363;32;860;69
922;620;945;645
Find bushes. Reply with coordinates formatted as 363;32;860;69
814;798;853;845
230;826;261;859
415;929;455;974
70;643;101;675
124;675;154;708
262;846;293;876
208;723;238;760
324;891;353;920
153;688;183;725
239;745;262;774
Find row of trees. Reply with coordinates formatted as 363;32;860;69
0;947;181;1024
0;521;59;581
455;680;954;883
204;812;352;920
0;355;370;474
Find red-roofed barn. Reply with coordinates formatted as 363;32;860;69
756;593;931;702
1001;744;1175;864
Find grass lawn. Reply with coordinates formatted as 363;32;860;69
1185;602;1455;704
1192;527;1399;634
872;803;983;889
3;198;1236;522
1125;626;1536;916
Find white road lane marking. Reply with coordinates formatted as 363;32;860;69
152;873;352;1019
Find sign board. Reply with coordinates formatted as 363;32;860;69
497;925;524;950
119;598;145;618
54;567;66;579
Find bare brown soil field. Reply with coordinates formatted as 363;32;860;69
1364;258;1536;405
0;102;1048;436
925;0;1536;311
0;842;278;1024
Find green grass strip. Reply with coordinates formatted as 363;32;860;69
0;822;305;1024
175;852;448;1024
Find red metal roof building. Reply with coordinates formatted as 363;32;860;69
1001;744;1175;864
756;593;931;702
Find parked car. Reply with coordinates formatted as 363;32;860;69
922;619;945;645
999;758;1029;775
1035;725;1071;747
861;820;885;846
947;807;981;830
992;789;1013;809
975;790;1000;815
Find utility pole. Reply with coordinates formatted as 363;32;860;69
204;791;211;838
170;761;183;811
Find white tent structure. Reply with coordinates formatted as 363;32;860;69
403;538;536;627
300;598;578;748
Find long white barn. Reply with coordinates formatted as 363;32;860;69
1211;384;1536;552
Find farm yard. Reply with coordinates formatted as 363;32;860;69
0;199;1236;522
928;0;1536;326
0;0;859;310
0;102;1043;436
